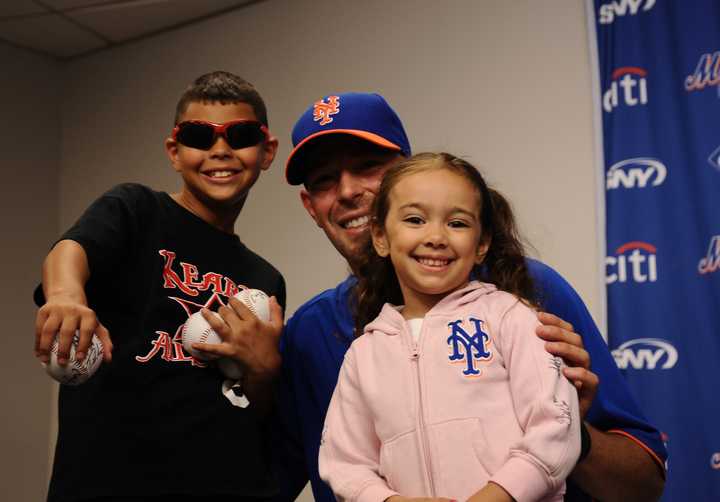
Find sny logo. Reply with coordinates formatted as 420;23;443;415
698;235;720;275
313;96;340;126
606;158;667;190
612;338;678;370
598;0;656;25
606;241;657;284
685;52;720;93
447;318;492;376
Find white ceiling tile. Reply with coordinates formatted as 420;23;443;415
0;14;106;58
0;1;47;19
67;0;250;42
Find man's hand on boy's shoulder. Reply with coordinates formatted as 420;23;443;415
34;295;113;365
194;296;284;380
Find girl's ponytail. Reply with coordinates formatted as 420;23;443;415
478;188;539;308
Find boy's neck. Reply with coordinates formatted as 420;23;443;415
170;192;242;234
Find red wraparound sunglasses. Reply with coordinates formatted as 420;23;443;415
172;119;269;150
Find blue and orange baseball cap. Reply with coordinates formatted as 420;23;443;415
285;92;411;185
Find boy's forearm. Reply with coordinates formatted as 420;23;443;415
243;365;280;417
569;423;664;501
43;239;90;302
242;346;281;416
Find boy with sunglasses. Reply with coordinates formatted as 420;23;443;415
33;71;285;502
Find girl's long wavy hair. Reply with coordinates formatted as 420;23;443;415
352;152;538;336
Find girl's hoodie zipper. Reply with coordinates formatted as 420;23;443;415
410;325;437;497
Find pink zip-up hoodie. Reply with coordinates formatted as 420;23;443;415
319;281;581;502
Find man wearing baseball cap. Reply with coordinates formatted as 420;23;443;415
279;93;666;502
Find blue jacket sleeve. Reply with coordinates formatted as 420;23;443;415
270;323;311;501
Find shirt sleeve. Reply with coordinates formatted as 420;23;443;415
275;275;287;313
318;345;398;502
33;183;152;306
489;300;581;501
61;183;150;276
528;258;667;471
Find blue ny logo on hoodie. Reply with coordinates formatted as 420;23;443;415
447;318;493;376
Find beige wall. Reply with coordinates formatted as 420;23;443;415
0;44;60;501
59;0;602;320
6;1;602;500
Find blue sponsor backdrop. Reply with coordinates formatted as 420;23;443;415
590;0;720;499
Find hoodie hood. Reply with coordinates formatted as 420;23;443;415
363;280;498;337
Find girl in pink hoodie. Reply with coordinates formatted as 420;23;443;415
318;153;581;502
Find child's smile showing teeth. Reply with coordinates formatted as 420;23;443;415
205;169;239;180
415;256;452;268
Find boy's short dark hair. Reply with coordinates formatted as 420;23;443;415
174;71;268;126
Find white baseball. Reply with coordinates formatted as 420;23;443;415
45;332;103;386
234;288;271;322
217;289;271;380
182;311;223;360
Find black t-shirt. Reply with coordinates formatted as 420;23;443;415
38;183;286;501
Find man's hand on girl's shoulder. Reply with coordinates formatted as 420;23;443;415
535;311;599;419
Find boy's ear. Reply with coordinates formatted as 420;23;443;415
475;236;491;264
165;137;181;172
259;134;279;171
371;223;390;257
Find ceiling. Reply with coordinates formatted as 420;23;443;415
0;0;261;60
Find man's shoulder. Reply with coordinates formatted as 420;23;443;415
525;257;587;310
286;276;354;331
525;257;572;290
293;277;353;315
282;276;355;358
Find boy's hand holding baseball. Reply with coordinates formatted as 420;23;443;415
35;293;112;365
196;295;284;381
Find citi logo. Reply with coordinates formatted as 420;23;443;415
606;158;667;190
711;452;720;470
685;52;720;92
698;235;720;275
612;338;678;370
606;241;657;284
603;67;648;112
598;0;656;25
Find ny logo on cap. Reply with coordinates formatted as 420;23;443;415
313;96;340;125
